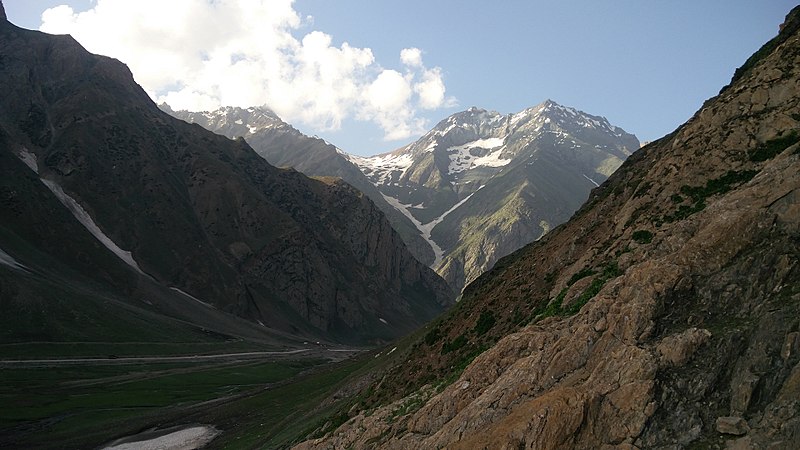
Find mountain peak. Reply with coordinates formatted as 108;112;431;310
164;104;288;137
0;1;6;22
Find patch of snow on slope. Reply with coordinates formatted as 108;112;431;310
17;148;39;173
169;287;215;308
102;425;220;450
40;179;145;275
0;247;29;272
351;152;414;184
447;138;509;175
381;192;444;267
382;187;484;268
473;149;513;168
583;174;600;187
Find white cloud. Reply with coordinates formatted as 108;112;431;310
39;0;454;141
400;47;423;68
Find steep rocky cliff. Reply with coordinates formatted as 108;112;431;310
163;105;437;266
295;6;800;448
0;18;452;345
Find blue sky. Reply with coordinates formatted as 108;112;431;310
6;1;796;156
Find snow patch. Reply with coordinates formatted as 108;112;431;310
17;148;39;173
379;318;388;325
40;179;144;275
583;174;600;187
447;137;510;175
0;247;29;272
247;125;258;134
102;425;220;450
352;152;414;184
169;287;215;308
387;346;397;355
382;187;484;268
381;192;444;267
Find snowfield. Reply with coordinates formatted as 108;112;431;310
102;425;220;450
446;137;510;175
40;179;145;275
0;247;28;272
350;152;415;184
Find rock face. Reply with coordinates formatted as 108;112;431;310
295;6;800;449
0;20;452;344
164;105;437;267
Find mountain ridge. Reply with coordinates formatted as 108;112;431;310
0;17;453;346
351;99;639;291
168;100;639;292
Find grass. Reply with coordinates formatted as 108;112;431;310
0;358;324;449
0;340;274;359
205;356;373;449
662;170;758;223
531;260;622;322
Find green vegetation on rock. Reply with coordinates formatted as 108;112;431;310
662;169;758;223
748;131;800;162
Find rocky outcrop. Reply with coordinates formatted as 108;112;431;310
0;19;453;345
295;6;800;448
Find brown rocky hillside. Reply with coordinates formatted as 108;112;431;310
295;6;800;449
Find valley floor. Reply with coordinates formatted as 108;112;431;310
0;343;378;449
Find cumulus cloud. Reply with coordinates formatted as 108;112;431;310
400;47;423;68
39;0;454;141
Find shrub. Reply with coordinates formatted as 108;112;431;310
441;334;467;354
632;230;654;244
424;327;441;346
473;311;496;336
748;131;800;162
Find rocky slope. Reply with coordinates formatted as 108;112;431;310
170;102;639;293
295;6;800;449
163;105;437;266
0;15;452;345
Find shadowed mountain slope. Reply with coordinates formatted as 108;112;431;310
0;16;453;346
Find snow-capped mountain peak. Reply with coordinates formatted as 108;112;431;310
162;104;289;136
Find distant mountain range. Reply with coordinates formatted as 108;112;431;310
0;18;452;347
167;100;639;291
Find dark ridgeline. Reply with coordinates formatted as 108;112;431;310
0;15;453;346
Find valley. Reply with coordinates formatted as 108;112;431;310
1;1;799;449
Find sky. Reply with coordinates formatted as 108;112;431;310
4;0;797;156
